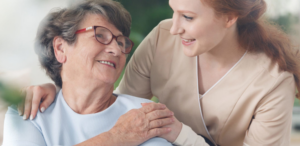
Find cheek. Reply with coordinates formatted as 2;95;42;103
119;56;126;70
189;20;225;45
72;49;93;68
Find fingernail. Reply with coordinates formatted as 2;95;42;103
141;103;149;106
30;115;33;120
18;110;22;116
23;114;27;120
171;118;174;122
170;112;174;116
41;107;45;113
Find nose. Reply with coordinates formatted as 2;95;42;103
170;14;184;35
105;39;122;56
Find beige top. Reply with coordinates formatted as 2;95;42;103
116;19;296;146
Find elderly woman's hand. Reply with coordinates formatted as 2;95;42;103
19;83;57;120
107;102;175;146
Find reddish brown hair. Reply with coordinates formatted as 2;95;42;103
202;0;300;99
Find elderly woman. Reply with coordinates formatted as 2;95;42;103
2;0;175;145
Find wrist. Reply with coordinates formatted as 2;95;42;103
171;122;183;143
104;130;121;146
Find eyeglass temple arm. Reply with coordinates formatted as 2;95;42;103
75;26;93;34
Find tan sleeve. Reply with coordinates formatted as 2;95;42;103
243;73;296;146
116;24;161;99
173;124;209;146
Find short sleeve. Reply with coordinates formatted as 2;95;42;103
243;73;296;146
2;106;47;146
116;24;161;99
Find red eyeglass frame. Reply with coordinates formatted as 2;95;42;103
75;26;134;54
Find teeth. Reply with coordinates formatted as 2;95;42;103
182;39;195;43
99;61;115;68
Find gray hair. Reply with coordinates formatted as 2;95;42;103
34;0;132;88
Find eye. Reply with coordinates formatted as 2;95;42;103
183;15;193;21
117;41;124;47
96;34;103;38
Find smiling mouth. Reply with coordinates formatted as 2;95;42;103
182;38;196;43
98;60;116;68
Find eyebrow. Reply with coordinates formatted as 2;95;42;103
169;1;196;15
177;10;196;15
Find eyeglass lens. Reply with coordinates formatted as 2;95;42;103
95;27;132;53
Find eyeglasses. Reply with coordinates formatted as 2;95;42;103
75;26;134;54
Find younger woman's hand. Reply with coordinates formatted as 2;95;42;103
159;115;182;142
19;83;57;120
142;103;182;143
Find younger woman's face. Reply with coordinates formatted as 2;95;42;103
169;0;229;57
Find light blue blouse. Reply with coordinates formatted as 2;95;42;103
3;90;172;146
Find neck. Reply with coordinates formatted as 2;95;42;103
61;79;116;114
199;28;246;69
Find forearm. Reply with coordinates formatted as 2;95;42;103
173;124;209;146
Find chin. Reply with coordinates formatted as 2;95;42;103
97;75;117;85
103;78;117;85
183;47;198;57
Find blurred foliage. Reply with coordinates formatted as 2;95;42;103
0;82;24;106
269;13;299;33
117;0;173;63
114;0;172;101
295;98;300;107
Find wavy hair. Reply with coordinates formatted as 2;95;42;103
202;0;300;99
35;0;131;88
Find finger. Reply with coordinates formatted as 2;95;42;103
141;102;151;106
141;103;166;114
23;87;33;120
17;102;24;116
39;91;56;113
17;90;26;116
148;127;172;138
30;86;45;120
146;109;174;121
149;117;174;129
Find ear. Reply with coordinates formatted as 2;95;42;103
53;36;67;63
225;13;238;28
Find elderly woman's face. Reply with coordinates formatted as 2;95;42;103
61;13;126;85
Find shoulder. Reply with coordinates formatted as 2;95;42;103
252;52;287;77
115;94;153;109
3;105;47;146
158;19;173;31
245;51;295;100
6;105;19;115
243;51;294;82
146;19;173;40
31;91;60;126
